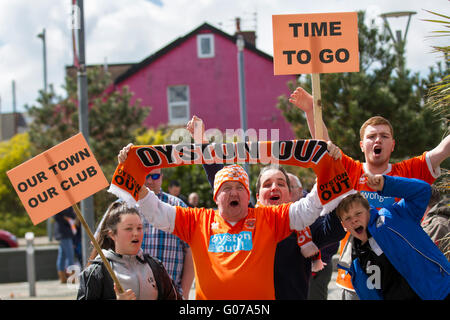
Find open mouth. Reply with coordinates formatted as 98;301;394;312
229;200;239;207
131;239;140;244
270;195;280;201
374;147;382;155
355;226;364;234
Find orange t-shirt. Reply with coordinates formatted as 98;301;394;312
336;152;438;291
174;204;292;300
342;152;436;204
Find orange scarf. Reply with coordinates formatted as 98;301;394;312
108;140;353;211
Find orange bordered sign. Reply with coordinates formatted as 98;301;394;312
272;12;359;75
7;133;109;225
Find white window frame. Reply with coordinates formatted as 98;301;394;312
167;85;190;125
197;34;215;58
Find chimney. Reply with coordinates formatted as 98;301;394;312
234;17;256;46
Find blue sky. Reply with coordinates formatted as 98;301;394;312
0;0;447;113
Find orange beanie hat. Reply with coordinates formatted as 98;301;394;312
213;164;250;201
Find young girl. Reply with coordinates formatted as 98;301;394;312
77;201;182;300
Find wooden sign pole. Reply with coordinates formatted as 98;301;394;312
311;73;324;140
72;204;124;294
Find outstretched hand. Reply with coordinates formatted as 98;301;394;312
186;115;207;144
118;143;133;164
117;142;149;200
289;87;314;113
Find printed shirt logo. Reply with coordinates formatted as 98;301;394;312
360;191;396;209
244;218;256;229
208;231;253;253
211;222;219;230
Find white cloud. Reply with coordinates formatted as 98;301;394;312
0;0;448;113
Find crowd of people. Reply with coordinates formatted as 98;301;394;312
70;86;449;300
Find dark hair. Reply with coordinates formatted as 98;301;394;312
336;193;370;220
255;164;291;194
169;180;180;188
87;201;140;265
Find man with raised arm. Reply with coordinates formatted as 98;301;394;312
117;142;342;300
289;86;450;299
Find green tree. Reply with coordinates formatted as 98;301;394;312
0;133;47;236
26;67;150;223
423;10;450;192
277;11;447;164
423;10;450;121
0;133;31;213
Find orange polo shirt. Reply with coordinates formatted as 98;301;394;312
173;204;292;300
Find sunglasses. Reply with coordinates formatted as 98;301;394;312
146;173;161;180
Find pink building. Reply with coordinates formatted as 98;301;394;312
112;23;297;140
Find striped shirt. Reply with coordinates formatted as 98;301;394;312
141;190;189;294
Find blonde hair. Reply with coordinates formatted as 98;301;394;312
359;116;394;140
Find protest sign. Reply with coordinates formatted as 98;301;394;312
7;132;125;293
7;132;109;225
272;12;359;75
272;12;359;139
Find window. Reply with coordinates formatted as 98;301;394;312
197;34;214;58
167;85;190;125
